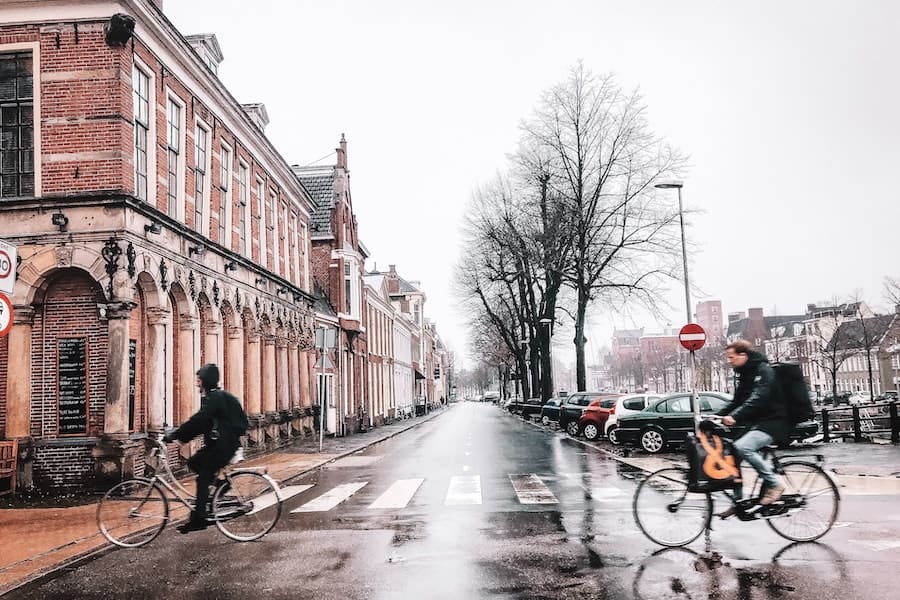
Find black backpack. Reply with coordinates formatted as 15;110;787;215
772;362;815;424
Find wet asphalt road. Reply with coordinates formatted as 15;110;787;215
7;402;900;600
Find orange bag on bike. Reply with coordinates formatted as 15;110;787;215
685;431;742;493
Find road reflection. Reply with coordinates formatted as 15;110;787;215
632;542;849;600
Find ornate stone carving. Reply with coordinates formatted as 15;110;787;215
159;259;168;291
55;246;73;267
212;281;220;306
126;242;136;278
188;271;196;300
101;238;121;299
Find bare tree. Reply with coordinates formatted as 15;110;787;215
885;276;900;308
809;309;856;401
520;63;685;391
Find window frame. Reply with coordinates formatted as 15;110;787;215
218;142;232;248
132;62;152;202
0;43;40;198
165;93;185;220
193;119;211;235
238;161;249;257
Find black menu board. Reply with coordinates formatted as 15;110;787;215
128;339;136;430
58;338;87;435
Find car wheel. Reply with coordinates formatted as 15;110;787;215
607;425;621;445
583;423;600;440
566;421;580;436
541;415;550;426
640;428;666;454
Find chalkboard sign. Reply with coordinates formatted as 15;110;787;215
128;339;136;430
58;338;87;435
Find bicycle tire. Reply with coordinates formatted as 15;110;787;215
97;478;169;547
633;467;711;547
765;460;839;542
213;471;281;541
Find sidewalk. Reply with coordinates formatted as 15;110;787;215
0;407;449;596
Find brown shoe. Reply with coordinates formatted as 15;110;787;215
716;506;739;520
760;484;785;505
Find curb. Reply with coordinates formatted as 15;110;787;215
0;407;451;597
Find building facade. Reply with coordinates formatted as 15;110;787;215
0;0;320;493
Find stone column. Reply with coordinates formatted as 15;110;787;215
246;329;262;416
104;301;135;435
5;305;35;438
203;322;221;368
94;301;141;488
177;315;198;424
299;351;311;407
6;306;34;491
276;338;289;412
145;307;170;433
262;333;277;415
226;325;244;406
289;343;300;409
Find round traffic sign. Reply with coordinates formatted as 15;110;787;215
679;323;706;351
0;249;11;279
0;293;12;338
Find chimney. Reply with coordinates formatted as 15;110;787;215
806;303;816;314
389;264;396;275
336;133;347;169
748;307;764;320
241;103;269;132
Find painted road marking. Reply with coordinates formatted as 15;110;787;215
247;484;311;515
509;474;558;504
446;475;482;505
291;482;368;512
368;478;425;509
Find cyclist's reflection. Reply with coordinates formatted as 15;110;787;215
632;541;848;600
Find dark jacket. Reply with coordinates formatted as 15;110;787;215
717;351;791;443
172;364;249;449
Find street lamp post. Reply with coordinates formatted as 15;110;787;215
655;181;699;428
539;317;553;400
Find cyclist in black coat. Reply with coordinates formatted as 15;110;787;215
715;339;789;518
164;363;248;533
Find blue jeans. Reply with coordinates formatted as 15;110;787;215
731;428;782;500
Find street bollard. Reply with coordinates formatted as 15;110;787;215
891;401;899;444
852;406;862;443
821;408;830;443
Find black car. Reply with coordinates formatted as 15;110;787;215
616;392;819;454
539;398;561;425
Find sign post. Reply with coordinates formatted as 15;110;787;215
0;239;17;296
679;323;707;434
0;293;12;338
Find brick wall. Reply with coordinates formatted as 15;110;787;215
33;442;93;492
31;269;107;439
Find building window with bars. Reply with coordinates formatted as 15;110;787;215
193;124;208;233
132;65;150;201
238;163;248;256
166;98;181;218
0;52;34;199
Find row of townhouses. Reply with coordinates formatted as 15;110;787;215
0;0;450;494
602;300;900;399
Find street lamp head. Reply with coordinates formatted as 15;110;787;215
655;181;684;190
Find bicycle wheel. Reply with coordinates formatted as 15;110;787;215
633;467;711;547
213;471;281;541
765;461;839;542
97;478;169;547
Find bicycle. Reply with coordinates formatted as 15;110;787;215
97;434;282;547
633;416;840;547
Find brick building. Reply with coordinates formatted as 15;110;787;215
0;0;319;493
695;300;724;346
294;135;369;436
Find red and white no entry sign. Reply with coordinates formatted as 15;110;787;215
679;323;706;351
0;292;13;338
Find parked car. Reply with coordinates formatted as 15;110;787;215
540;398;562;425
559;392;621;436
848;392;871;406
604;393;664;444
514;397;545;419
483;391;500;403
616;392;818;454
577;397;621;440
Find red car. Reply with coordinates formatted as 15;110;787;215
576;396;620;440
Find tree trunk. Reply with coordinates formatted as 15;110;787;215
518;353;531;400
574;280;589;391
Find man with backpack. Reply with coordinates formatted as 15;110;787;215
163;363;249;533
716;339;790;519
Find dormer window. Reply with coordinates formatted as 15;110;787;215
185;34;223;76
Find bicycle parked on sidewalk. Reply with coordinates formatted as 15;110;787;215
97;434;282;547
632;415;840;547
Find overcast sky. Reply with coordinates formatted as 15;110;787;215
167;0;900;366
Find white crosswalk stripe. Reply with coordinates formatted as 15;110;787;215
291;481;368;513
368;478;425;509
445;475;482;505
509;474;558;504
248;484;312;515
